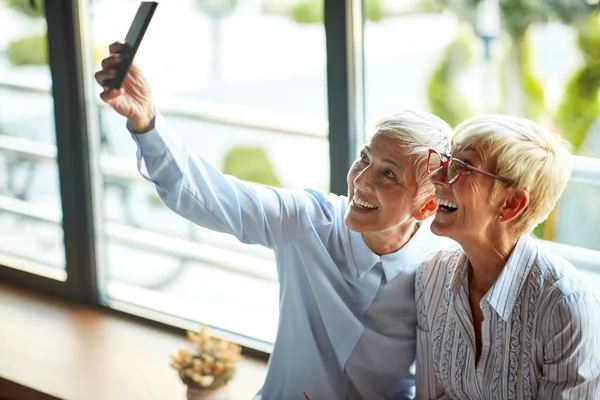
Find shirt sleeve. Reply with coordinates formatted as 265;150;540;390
129;112;335;249
539;291;600;400
415;257;448;400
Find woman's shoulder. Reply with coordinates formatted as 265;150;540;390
423;245;464;269
533;243;598;301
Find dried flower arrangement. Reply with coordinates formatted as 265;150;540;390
171;324;242;391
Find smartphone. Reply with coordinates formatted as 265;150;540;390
104;1;158;90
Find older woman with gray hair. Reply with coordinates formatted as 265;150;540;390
96;42;455;400
415;114;600;399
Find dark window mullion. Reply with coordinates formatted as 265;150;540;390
324;0;365;196
45;0;98;303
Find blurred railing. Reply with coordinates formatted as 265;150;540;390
0;80;328;138
1;81;600;277
0;194;278;282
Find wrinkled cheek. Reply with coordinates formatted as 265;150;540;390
347;171;356;194
462;207;482;229
347;166;359;185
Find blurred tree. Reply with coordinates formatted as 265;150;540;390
4;0;44;18
555;12;600;153
364;0;385;22
7;35;47;66
426;0;593;118
427;25;476;127
290;0;386;24
3;0;47;66
537;13;600;240
222;146;282;187
516;33;545;120
291;0;322;24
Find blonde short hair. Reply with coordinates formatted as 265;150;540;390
375;111;451;207
452;114;573;236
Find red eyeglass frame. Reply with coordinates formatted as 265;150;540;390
427;149;513;185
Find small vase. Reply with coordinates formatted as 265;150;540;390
186;385;229;400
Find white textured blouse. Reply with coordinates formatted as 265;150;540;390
415;235;600;400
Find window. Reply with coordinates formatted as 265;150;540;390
1;0;597;354
0;0;66;280
86;0;328;346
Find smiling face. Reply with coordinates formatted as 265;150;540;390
430;148;501;243
344;133;422;237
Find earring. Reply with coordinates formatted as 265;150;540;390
497;215;503;220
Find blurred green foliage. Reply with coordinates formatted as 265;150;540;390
290;0;385;24
533;221;545;238
7;35;48;66
518;33;545;120
426;25;476;127
291;0;322;24
425;0;592;37
4;0;44;18
364;0;384;22
426;0;593;120
223;146;281;187
556;13;600;153
4;0;47;66
556;68;600;152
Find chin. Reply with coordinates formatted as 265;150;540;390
430;219;453;238
343;215;370;233
343;216;360;232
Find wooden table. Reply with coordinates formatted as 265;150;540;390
0;282;267;400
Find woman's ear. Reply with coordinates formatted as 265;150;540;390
413;195;438;221
497;189;529;222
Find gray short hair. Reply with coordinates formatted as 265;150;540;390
375;110;452;207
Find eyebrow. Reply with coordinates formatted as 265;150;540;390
362;146;405;171
382;158;405;172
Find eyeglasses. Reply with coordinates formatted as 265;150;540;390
427;149;513;185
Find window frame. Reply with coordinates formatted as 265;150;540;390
0;0;99;303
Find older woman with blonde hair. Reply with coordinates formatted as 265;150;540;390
415;114;600;399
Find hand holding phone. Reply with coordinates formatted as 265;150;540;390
103;1;158;90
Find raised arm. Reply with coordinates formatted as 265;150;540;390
539;291;600;399
95;42;332;248
131;113;328;248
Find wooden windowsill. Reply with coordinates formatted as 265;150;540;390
0;282;267;400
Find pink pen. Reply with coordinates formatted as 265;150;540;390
303;392;311;400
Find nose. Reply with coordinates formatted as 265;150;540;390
428;166;447;186
353;165;374;192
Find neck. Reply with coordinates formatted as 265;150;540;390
462;232;520;296
362;220;419;256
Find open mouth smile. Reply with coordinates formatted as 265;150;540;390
352;196;378;210
436;198;458;213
